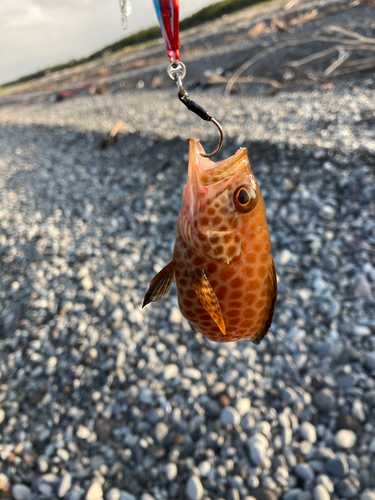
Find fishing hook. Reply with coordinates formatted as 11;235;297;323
167;62;224;158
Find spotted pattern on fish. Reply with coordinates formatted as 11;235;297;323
143;139;277;343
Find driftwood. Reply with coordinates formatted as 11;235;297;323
222;25;375;95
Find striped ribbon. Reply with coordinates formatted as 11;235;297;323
153;0;180;62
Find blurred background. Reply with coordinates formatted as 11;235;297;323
0;0;219;85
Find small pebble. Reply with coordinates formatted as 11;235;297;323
86;482;103;500
12;485;32;500
186;476;204;500
335;429;357;449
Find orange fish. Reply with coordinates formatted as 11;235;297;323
143;139;277;343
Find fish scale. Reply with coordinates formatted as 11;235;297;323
143;139;277;343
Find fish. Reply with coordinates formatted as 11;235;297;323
143;138;277;344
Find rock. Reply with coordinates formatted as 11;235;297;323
282;387;298;404
227;488;240;500
0;474;9;490
106;488;121;500
86;482;103;500
59;473;72;497
119;492;136;500
155;422;169;443
12;485;32;500
165;463;178;481
365;353;375;370
182;368;201;381
236;398;251;416
313;485;330;500
221;407;241;426
316;475;334;494
76;425;91;439
247;475;260;489
39;483;53;497
313;389;336;411
299;422;317;443
325;457;349;477
336;414;359;431
336;373;359;388
355;275;372;299
250;488;278;500
361;493;375;500
295;463;315;482
334;429;357;449
185;476;203;500
0;409;5;425
198;461;211;477
353;325;371;336
163;364;179;380
352;398;366;422
337;477;360;498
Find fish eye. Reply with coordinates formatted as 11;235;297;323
233;185;258;213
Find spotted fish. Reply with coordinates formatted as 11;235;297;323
143;139;277;343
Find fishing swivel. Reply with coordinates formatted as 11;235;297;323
168;61;224;158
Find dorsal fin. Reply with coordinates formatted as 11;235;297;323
143;262;176;307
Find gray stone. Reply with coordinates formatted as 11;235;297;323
182;368;201;381
119;492;136;500
86;482;103;500
334;429;357;449
220;407;241;426
106;489;121;500
299;422;317;443
282;387;298;404
336;373;359;388
325;457;349;477
361;493;375;500
355;275;372;299
295;464;315;482
314;389;336;411
198;461;211;477
12;485;32;500
185;476;203;500
354;325;371;336
39;483;53;497
59;473;72;498
165;463;178;481
163;364;179;380
313;485;330;500
337;478;360;498
247;475;259;489
316;475;334;494
227;488;240;500
365;353;375;370
155;422;169;443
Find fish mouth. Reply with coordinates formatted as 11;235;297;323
188;138;249;193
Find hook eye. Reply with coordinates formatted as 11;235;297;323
200;118;224;158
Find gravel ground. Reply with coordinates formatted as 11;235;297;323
1;1;375;500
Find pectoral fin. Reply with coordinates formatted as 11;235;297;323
188;268;226;335
143;262;176;307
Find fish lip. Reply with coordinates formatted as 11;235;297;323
188;139;249;195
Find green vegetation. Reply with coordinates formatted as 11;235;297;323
1;0;270;89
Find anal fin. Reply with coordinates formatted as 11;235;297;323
188;268;226;335
143;262;176;307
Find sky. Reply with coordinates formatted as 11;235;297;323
0;0;217;85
